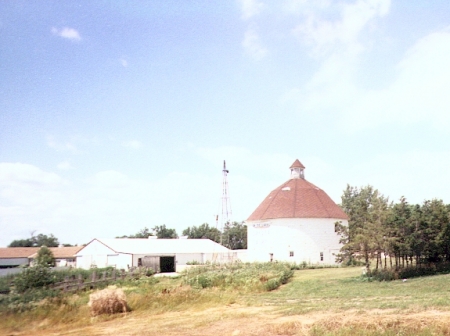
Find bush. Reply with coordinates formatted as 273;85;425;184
368;262;450;281
265;278;280;291
14;266;55;293
35;246;55;267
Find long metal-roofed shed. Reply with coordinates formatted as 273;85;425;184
76;238;238;273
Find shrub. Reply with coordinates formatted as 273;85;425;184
88;286;130;316
369;262;450;281
13;266;55;293
35;246;55;267
265;278;280;291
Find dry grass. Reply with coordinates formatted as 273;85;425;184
88;286;129;317
4;267;450;335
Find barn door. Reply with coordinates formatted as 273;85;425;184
142;256;160;272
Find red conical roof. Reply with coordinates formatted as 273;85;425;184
247;163;348;221
290;159;305;169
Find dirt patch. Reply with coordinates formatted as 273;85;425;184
18;307;450;336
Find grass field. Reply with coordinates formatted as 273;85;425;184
2;266;450;335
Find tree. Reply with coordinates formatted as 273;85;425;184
8;233;59;247
34;234;59;247
116;227;154;239
152;225;178;239
222;221;247;250
337;185;390;270
8;239;34;247
182;223;221;243
35;246;55;267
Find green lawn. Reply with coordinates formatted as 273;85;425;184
242;267;450;314
3;266;450;335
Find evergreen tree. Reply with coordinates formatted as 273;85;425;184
35;246;55;267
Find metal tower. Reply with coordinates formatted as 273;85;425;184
216;160;232;241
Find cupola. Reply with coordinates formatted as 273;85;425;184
290;159;305;179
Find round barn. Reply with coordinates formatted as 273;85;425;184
246;159;348;264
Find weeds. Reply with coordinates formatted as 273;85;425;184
183;262;294;292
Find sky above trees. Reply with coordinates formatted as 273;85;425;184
1;0;450;247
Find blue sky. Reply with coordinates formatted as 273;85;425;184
1;0;450;247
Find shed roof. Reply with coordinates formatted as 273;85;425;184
79;238;231;255
28;246;83;259
0;247;39;259
0;246;83;259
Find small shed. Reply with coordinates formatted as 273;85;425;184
76;238;237;272
0;247;39;268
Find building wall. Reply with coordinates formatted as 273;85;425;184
247;218;347;264
76;240;132;269
0;258;29;267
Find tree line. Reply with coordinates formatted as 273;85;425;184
117;222;247;250
337;185;450;271
9;221;247;251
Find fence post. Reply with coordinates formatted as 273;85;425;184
63;276;69;292
121;269;126;281
112;268;116;281
77;274;83;290
92;270;97;286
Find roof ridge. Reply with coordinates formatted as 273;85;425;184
314;187;331;217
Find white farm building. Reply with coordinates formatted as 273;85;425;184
246;159;348;265
76;238;238;272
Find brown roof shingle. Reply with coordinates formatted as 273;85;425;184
0;247;39;258
0;246;83;259
28;246;83;259
247;177;348;221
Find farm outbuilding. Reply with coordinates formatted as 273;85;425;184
0;246;83;268
246;159;348;265
76;238;238;272
0;247;39;268
29;246;82;267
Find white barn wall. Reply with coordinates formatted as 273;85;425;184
77;240;128;269
247;218;347;264
107;253;132;269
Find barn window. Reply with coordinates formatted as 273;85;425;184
320;252;323;261
289;251;294;257
335;222;339;232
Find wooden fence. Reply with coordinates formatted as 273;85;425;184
0;267;153;295
51;268;151;293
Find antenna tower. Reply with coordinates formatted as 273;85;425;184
216;160;232;244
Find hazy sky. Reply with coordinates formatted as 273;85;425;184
1;0;450;247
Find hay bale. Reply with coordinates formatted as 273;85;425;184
88;286;129;316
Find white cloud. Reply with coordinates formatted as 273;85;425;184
51;27;82;41
239;0;266;20
292;0;390;57
57;161;74;170
242;26;268;60
279;0;450;133
122;140;142;150
343;150;450;204
288;27;450;132
46;135;99;153
47;135;79;153
120;58;128;67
